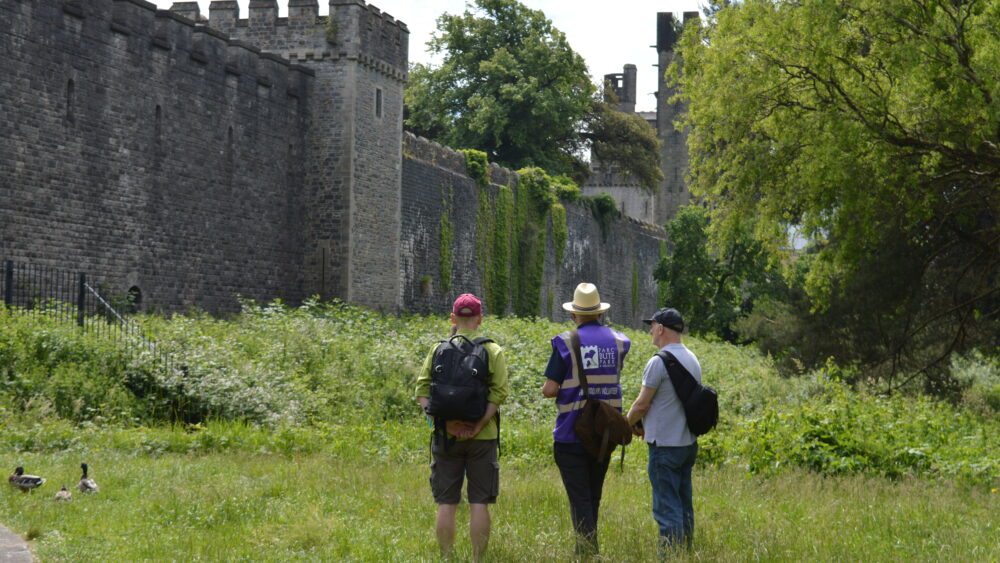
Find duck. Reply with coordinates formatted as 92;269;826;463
8;466;45;492
78;463;98;493
55;485;72;501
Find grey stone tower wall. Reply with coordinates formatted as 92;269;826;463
0;0;312;312
401;133;666;327
654;11;699;225
203;0;408;311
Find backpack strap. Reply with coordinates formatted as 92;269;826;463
572;329;626;466
473;336;501;457
656;350;696;403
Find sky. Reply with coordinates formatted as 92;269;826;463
149;0;706;112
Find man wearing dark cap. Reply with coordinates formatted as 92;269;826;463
415;293;508;561
627;307;702;554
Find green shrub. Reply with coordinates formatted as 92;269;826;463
1;301;997;484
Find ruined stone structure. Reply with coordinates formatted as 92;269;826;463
583;11;700;227
1;0;666;324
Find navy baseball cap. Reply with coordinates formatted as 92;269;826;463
643;307;684;332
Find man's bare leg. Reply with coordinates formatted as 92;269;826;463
469;503;491;561
436;504;458;558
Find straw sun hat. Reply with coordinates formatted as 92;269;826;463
562;283;610;314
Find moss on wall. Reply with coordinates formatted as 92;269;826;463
551;203;567;268
439;184;454;293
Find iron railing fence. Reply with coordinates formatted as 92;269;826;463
1;259;173;370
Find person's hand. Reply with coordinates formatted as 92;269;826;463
464;422;485;439
631;424;644;437
446;420;475;437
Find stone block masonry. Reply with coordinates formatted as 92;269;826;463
401;133;666;327
205;0;408;311
2;0;667;324
0;0;312;313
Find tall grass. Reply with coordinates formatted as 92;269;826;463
0;299;998;559
1;447;996;561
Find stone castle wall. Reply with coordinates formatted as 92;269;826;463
191;0;408;309
2;0;667;326
0;0;313;312
401;133;666;326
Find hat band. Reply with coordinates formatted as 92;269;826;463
573;303;602;311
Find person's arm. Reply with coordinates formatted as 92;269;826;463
540;346;566;398
415;347;434;413
627;385;657;426
460;401;500;439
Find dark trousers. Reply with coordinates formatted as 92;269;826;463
553;441;610;554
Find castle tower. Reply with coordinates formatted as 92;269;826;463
193;0;409;311
654;11;699;224
603;63;636;114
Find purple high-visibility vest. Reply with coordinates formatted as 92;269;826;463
551;323;631;443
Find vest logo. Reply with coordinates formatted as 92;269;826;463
580;345;617;370
580;345;600;369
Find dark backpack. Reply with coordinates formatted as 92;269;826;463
426;335;493;422
569;330;632;463
656;350;718;436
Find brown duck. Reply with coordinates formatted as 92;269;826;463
8;467;45;492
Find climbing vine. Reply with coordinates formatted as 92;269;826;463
658;239;669;306
632;262;639;319
512;168;559;317
465;149;510;315
461;149;489;187
457;151;608;318
439;184;454;293
489;185;513;316
551;203;567;268
580;192;621;242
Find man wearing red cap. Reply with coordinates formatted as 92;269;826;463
415;293;508;561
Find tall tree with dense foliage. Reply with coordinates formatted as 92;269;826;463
674;0;999;387
654;205;779;341
405;0;661;187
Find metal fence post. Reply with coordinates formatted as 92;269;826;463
3;260;12;306
77;272;86;327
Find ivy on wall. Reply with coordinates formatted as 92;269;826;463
551;203;567;268
512;168;559;318
632;261;639;319
439;184;454;293
658;239;669;306
457;150;605;318
464;149;511;315
490;185;513;315
580;192;621;242
461;149;489;186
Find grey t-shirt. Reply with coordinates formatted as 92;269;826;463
640;342;702;447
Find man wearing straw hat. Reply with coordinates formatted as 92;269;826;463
541;283;631;556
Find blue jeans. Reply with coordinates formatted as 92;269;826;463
648;442;698;550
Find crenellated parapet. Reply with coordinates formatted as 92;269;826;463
53;0;319;106
196;0;408;82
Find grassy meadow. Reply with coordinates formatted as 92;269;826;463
0;301;998;561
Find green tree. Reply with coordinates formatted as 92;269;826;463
405;0;661;187
654;205;778;341
675;0;1000;386
585;92;664;191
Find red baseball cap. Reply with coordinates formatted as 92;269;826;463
452;293;482;317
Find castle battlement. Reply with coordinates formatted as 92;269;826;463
177;0;408;82
53;0;318;102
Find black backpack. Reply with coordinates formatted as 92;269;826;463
656;350;719;436
426;335;492;422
